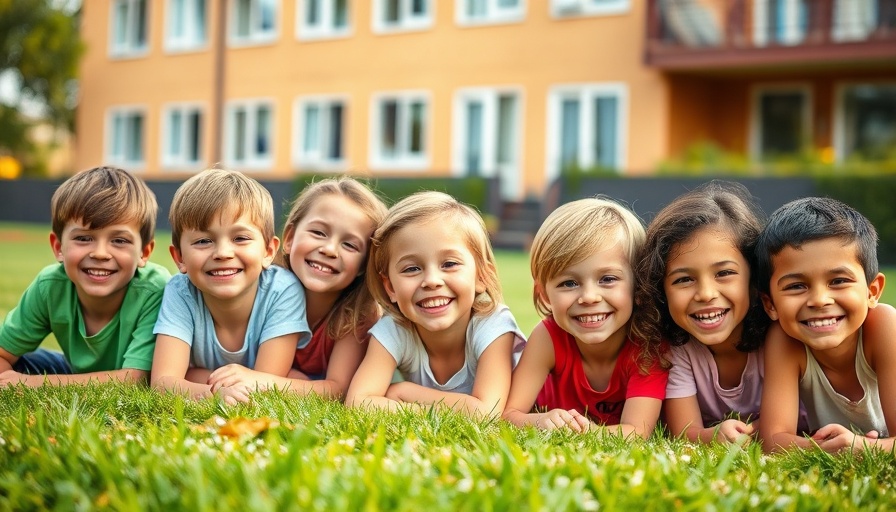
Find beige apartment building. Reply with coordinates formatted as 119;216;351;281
76;0;896;200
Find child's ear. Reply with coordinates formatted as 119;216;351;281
49;232;63;262
760;292;778;321
868;272;885;308
535;283;551;308
381;273;397;303
263;236;281;269
281;226;295;254
138;240;154;268
169;245;187;274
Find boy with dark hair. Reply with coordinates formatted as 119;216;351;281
0;166;170;385
756;196;896;454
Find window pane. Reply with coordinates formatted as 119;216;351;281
334;0;348;27
114;2;128;45
307;0;320;25
465;101;483;175
328;104;343;159
196;0;207;41
135;0;147;46
409;101;424;154
128;114;144;161
496;94;515;165
760;92;804;157
304;105;320;152
560;98;580;170
594;96;617;169
188;111;201;162
467;0;486;17
256;105;271;156
381;100;398;157
844;85;896;161
385;0;400;23
260;0;276;31
112;114;124;158
234;109;246;161
172;0;186;38
411;0;426;15
170;110;183;157
498;0;519;7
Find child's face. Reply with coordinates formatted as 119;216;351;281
50;219;152;308
381;219;482;343
538;242;634;349
663;227;751;349
170;210;278;305
283;194;375;300
762;238;884;351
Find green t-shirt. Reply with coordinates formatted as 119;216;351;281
0;262;171;373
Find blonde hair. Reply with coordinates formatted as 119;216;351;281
52;166;157;247
530;197;645;317
279;176;388;341
169;168;275;251
367;191;502;326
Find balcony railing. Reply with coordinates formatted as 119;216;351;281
646;0;896;69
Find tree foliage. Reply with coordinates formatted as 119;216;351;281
0;0;83;172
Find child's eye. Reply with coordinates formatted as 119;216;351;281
782;282;806;291
717;269;737;278
557;280;578;289
599;275;619;285
111;237;133;246
192;238;212;247
400;265;421;274
671;276;692;285
442;261;460;270
309;230;326;238
73;235;93;243
830;277;854;286
343;242;360;252
234;235;252;243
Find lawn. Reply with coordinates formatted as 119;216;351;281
0;222;895;510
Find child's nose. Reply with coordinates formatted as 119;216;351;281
420;268;444;288
807;287;833;308
577;283;602;304
319;239;338;257
694;281;718;302
89;246;111;260
214;241;235;259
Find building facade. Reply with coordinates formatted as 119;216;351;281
75;0;896;200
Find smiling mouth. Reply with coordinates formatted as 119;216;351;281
803;317;842;328
691;309;728;326
208;269;241;277
418;297;452;309
85;269;114;277
575;313;609;324
307;260;337;274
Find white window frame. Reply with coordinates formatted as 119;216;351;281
749;83;812;160
753;0;808;47
833;81;896;163
293;95;348;170
369;91;430;170
224;99;276;170
372;0;434;34
109;0;149;58
297;0;352;40
456;0;526;26
452;87;523;198
161;103;205;170
165;0;208;52
550;0;629;18
545;82;628;182
229;0;280;47
106;106;148;170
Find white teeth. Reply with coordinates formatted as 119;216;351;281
693;310;726;325
308;261;335;274
576;313;608;324
210;269;239;276
806;318;839;328
86;269;112;277
419;298;451;308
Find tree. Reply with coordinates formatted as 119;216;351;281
0;0;83;175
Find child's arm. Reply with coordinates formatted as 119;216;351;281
150;334;249;404
385;332;516;418
0;346;148;386
612;396;664;439
503;323;590;431
205;333;299;391
344;336;403;410
665;396;754;444
759;323;812;452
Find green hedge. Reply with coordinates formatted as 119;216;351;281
292;174;495;213
815;175;896;265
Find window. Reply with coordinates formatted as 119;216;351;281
750;86;810;160
166;0;208;51
370;92;429;169
225;100;274;169
298;0;350;39
107;108;146;168
547;84;627;180
452;88;521;198
373;0;433;33
231;0;278;45
753;0;808;46
551;0;629;18
836;84;896;162
110;0;148;57
294;97;346;169
162;105;204;169
457;0;524;26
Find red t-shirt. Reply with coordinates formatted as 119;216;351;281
535;317;668;425
293;318;336;378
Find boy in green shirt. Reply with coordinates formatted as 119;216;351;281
0;166;170;386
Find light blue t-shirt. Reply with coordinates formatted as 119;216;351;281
370;305;526;394
153;265;310;370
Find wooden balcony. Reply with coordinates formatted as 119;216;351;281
645;0;896;71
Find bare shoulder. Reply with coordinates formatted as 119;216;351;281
862;303;896;368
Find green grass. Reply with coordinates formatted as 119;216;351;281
1;222;896;510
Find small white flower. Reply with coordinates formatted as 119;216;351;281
630;470;645;486
457;479;474;493
555;476;571;488
799;484;812;494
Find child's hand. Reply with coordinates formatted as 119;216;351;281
811;424;876;453
208;364;273;391
534;409;592;432
714;419;755;444
214;385;252;405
